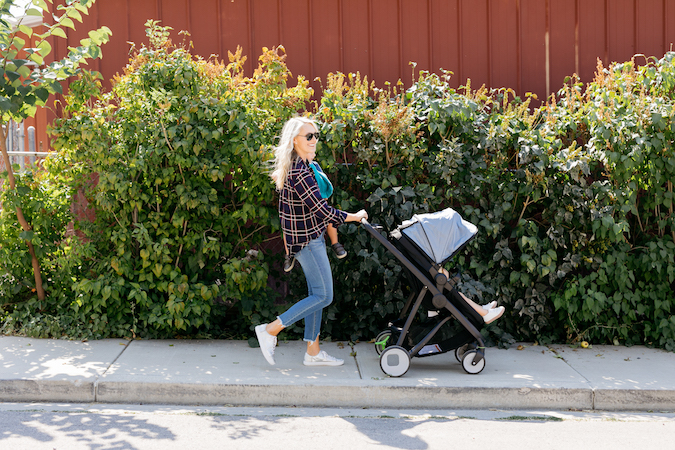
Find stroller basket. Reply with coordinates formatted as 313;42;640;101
362;208;488;377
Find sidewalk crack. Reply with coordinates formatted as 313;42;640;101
94;339;132;402
351;343;363;379
547;346;596;410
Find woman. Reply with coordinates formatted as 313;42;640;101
256;117;368;366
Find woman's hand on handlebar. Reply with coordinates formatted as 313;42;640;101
347;209;368;223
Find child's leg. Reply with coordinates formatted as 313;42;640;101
327;224;347;258
326;223;339;246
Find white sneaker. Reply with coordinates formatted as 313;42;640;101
482;301;498;311
255;324;277;365
483;306;505;324
303;350;344;366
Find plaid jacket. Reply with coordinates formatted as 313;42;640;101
280;158;347;256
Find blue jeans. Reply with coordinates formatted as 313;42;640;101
278;234;334;342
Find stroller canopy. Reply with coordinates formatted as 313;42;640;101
399;208;478;264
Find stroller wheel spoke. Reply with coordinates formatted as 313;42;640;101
374;330;392;355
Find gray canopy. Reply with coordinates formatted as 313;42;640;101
399;208;478;264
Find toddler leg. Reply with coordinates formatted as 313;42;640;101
327;224;347;259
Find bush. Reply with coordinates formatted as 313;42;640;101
4;22;311;339
311;59;674;349
545;57;675;350
0;166;84;337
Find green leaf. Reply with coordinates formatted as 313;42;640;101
17;65;32;78
18;25;33;37
50;26;67;39
5;70;20;83
88;29;103;45
19;230;35;241
25;8;43;17
510;271;520;283
33;0;49;11
0;97;11;111
28;52;44;65
73;2;89;14
67;9;83;22
60;17;75;30
33;87;49;103
13;37;26;51
37;39;52;57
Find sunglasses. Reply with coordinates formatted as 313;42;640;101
298;132;321;141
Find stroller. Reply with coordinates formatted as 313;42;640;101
362;208;487;377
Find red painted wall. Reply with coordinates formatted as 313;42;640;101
46;0;675;110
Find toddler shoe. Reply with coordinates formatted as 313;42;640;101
331;243;347;259
283;255;295;272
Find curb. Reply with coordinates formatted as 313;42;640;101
4;380;675;411
95;382;593;410
0;379;95;403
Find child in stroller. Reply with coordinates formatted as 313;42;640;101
362;208;504;377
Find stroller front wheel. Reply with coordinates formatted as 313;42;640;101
461;349;486;375
380;346;411;377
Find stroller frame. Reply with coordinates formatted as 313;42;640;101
362;218;486;377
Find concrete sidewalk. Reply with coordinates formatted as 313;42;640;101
1;336;674;411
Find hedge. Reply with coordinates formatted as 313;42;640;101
1;23;673;350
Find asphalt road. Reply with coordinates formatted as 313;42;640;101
1;403;674;450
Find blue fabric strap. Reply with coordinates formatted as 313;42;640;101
309;161;333;199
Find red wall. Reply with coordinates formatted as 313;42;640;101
49;0;675;102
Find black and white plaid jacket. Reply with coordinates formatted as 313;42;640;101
279;158;346;257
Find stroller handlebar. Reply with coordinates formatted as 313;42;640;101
361;218;384;231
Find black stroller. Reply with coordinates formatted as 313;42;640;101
362;208;487;377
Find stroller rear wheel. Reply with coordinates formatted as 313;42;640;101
380;346;411;377
374;330;392;355
455;343;470;362
461;349;486;375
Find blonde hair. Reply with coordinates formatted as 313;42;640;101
271;117;317;191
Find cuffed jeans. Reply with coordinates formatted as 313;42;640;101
278;234;333;342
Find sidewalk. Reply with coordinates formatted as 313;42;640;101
1;335;675;411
